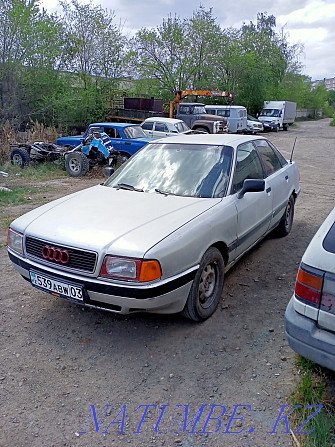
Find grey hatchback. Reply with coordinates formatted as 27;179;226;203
285;206;335;371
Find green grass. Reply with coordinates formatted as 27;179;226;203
0;160;66;181
290;355;335;447
0;185;49;208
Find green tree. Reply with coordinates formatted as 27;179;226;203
130;14;188;101
58;0;127;124
0;0;64;127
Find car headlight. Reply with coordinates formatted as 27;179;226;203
100;256;162;282
7;228;24;254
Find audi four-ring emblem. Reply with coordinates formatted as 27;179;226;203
42;246;70;264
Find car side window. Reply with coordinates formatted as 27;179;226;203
231;142;264;194
178;106;190;115
142;122;153;131
155;123;169;132
268;140;288;167
254;140;283;176
104;128;120;139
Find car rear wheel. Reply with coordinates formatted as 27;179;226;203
65;152;89;177
276;195;294;237
182;247;225;321
10;148;30;167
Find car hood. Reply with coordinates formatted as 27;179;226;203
15;185;219;258
200;114;226;122
132;137;155;143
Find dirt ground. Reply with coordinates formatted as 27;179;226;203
0;119;334;447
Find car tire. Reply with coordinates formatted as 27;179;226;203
10;148;30;167
275;124;280;132
276;195;295;237
119;152;131;163
283;124;289;131
182;247;225;321
65;152;89;177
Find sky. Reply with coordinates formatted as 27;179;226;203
42;0;335;81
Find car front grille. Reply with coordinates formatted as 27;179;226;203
25;236;97;273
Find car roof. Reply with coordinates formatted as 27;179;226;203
143;117;184;124
89;122;139;128
148;133;267;147
205;105;246;109
179;103;205;106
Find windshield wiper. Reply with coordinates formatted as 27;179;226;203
155;188;179;196
116;183;144;192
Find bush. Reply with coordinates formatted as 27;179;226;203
0;121;59;163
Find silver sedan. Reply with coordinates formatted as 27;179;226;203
8;134;300;321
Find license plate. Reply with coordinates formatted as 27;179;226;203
30;272;84;301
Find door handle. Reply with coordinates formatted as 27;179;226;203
125;142;131;145
285;175;289;180
266;187;272;193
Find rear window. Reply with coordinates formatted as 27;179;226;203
323;222;335;254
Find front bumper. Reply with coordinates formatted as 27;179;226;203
285;296;335;371
261;122;278;131
8;250;196;315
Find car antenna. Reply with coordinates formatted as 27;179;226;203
290;137;297;163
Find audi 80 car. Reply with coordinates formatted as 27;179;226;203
285;206;335;371
8;134;300;321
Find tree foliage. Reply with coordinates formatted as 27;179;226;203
0;0;64;127
0;2;330;129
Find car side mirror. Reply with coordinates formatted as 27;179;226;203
104;167;114;177
237;179;265;199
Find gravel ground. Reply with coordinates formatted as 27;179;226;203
0;119;334;447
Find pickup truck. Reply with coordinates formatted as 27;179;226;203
175;103;227;133
57;122;154;176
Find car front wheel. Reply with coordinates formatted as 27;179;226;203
65;152;89;177
182;247;225;321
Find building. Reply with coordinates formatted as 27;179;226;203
312;76;335;91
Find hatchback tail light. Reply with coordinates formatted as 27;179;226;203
295;264;324;307
320;274;335;316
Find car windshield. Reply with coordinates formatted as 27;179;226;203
247;115;257;121
124;125;147;139
105;143;233;198
175;122;190;133
194;106;206;114
260;109;280;117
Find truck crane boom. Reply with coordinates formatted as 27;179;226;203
170;90;234;118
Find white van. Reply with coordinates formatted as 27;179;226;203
205;105;247;133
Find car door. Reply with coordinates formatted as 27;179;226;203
102;126;124;152
231;141;272;258
141;121;154;138
152;122;170;138
253;139;291;230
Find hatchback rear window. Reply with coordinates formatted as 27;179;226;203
323;222;335;253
